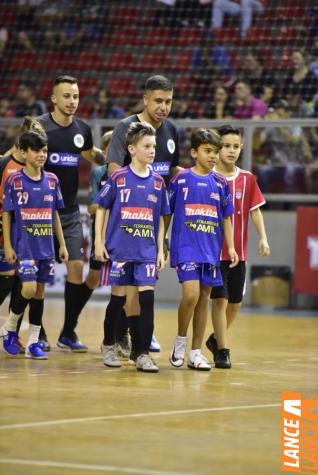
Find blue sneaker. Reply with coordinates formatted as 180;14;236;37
3;331;19;356
25;342;48;360
38;338;51;352
149;334;161;352
57;335;88;353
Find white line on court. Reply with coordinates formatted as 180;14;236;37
0;458;185;475
0;403;280;431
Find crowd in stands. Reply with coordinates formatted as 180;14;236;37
1;0;318;194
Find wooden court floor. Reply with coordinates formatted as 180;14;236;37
0;298;317;475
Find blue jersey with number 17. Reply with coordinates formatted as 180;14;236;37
94;166;170;263
169;168;234;267
3;169;64;260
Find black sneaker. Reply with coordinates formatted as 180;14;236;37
205;334;218;362
215;348;231;369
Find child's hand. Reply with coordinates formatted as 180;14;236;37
156;250;166;272
59;245;69;262
4;246;16;264
259;238;270;257
228;248;239;268
95;242;109;262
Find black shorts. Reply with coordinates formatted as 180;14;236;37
54;209;84;262
210;261;246;304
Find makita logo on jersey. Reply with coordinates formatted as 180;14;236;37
121;207;153;221
20;208;52;220
48;153;79;166
185;204;217;218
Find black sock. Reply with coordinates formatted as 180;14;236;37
128;315;140;355
138;290;154;354
61;282;82;337
104;295;126;346
29;298;44;327
11;292;29;316
11;277;24;334
115;307;129;342
0;275;14;305
75;282;94;318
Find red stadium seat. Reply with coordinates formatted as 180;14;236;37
109;27;142;46
77;103;93;118
105;52;135;71
142;27;174;46
112;6;139;25
176;27;203;46
75;52;106;71
107;77;137;98
40;52;73;71
276;5;305;20
37;79;53;99
241;26;272;45
213;27;239;44
135;52;170;72
170;50;192;72
8;52;38;71
78;78;100;98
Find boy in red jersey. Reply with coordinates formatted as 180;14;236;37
206;125;270;369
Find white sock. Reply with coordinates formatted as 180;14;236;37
27;324;41;347
4;311;22;332
176;335;188;342
189;349;201;359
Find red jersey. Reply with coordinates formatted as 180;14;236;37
218;167;265;261
0;154;24;245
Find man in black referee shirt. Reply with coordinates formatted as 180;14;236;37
105;74;182;358
38;75;104;352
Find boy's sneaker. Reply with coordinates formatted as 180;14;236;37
3;331;19;356
103;345;121;367
38;337;51;352
57;334;88;353
25;342;48;360
18;337;25;354
187;351;212;371
206;333;218;362
169;335;188;367
215;348;231;369
136;354;159;373
149;334;161;352
116;335;131;359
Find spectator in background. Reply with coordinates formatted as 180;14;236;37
282;50;318;104
211;0;265;38
0;99;15;118
91;89;125;120
204;86;234;119
192;37;234;79
234;80;268;119
15;82;47;117
240;52;277;101
0;25;8;58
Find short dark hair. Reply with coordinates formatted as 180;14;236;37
54;75;78;87
144;75;173;92
217;125;242;137
19;131;48;152
191;128;222;150
126;121;155;146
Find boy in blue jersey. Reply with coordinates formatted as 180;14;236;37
168;129;238;371
94;122;170;373
1;132;68;359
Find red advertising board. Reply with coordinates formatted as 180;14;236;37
294;207;318;294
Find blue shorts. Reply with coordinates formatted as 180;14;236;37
0;247;15;273
16;258;55;284
101;261;158;287
176;262;223;287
